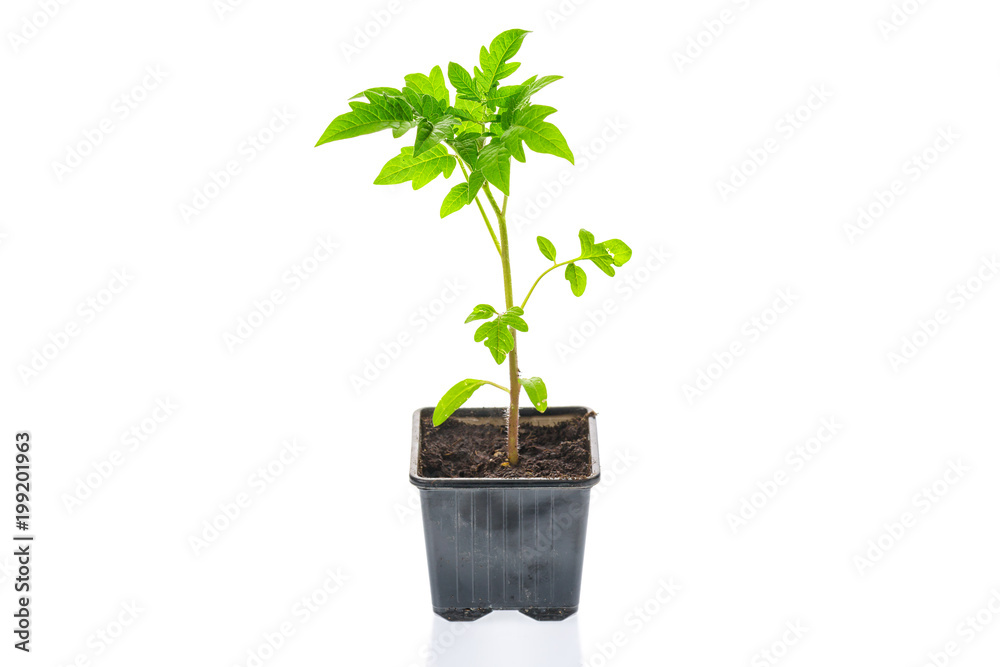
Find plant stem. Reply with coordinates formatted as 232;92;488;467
481;380;511;393
452;150;502;257
521;259;576;309
483;185;520;466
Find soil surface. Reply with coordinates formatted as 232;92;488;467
419;412;593;479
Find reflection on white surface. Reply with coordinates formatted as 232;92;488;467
426;612;581;667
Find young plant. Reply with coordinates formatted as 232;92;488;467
316;29;630;465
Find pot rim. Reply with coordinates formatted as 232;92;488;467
409;406;601;489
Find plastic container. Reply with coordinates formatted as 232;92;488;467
410;406;600;621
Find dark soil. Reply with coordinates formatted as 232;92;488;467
419;412;593;479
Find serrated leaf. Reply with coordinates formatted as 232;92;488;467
448;62;479;100
510;75;562;110
537;236;556;261
477;141;511;195
496;62;520;81
433;379;488;426
478;29;530;93
565;263;587;296
464;303;497;323
510;105;574;164
414;114;459;156
315;93;414;146
488;85;525;108
403;67;449;106
349;87;403;101
453;97;485;135
498;307;528;332
446;106;477;123
374;144;456;190
519;377;548;412
441;183;470;218
474;318;515;364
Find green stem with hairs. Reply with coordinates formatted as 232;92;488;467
483;184;520;465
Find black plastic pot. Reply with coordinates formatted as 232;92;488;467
409;406;600;622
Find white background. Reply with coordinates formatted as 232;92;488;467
2;0;999;665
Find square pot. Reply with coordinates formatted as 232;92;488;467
409;406;600;621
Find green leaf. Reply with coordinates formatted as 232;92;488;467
433;379;488;426
577;230;632;277
413;114;459;156
374;144;456;190
602;239;633;267
537;236;556;261
565;262;587;296
510;75;562;110
315;93;415;146
474;317;515;364
464;303;497;323
404;67;449;106
519;377;548;412
499;126;526;162
467;169;485;201
488;85;525;109
391;121;418;138
441;183;470;218
450;132;482;168
448;62;479;100
498;306;528;332
349;87;403;101
446;105;477;123
477;141;511;195
478;29;530;92
578;229;614;276
510;105;574;163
